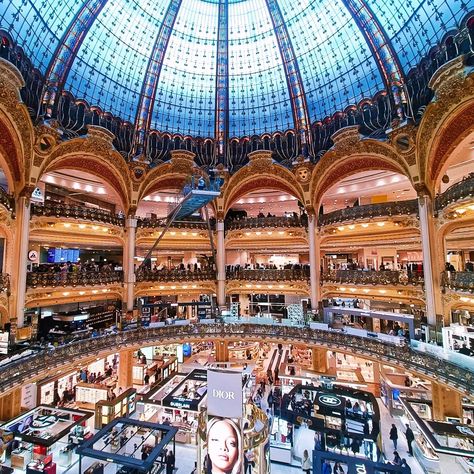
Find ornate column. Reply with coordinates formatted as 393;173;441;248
118;349;133;389
123;217;137;312
418;194;443;326
11;194;31;329
311;346;328;373
216;219;226;308
308;214;321;310
215;340;229;363
431;381;462;421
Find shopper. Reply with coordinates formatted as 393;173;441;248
400;458;412;473
405;424;414;456
333;462;345;474
389;424;398;450
392;451;402;465
322;459;332;474
165;449;175;474
301;449;311;474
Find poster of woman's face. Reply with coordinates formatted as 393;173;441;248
205;417;243;474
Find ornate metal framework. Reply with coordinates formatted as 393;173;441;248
264;0;311;154
130;0;183;160
215;0;229;164
341;0;406;121
41;0;108;118
0;324;472;395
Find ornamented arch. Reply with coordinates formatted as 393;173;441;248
220;150;305;218
310;126;413;212
35;126;132;212
417;56;474;191
0;58;34;193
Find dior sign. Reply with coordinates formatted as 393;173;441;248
207;369;243;418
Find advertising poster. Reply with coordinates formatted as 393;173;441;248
204;369;244;474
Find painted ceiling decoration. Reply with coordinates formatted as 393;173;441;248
0;0;473;169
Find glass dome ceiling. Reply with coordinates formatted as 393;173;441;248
0;0;471;140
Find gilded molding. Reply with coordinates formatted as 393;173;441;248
417;57;474;189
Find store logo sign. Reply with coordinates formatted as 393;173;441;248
212;389;236;400
318;394;342;407
457;426;474;436
355;464;367;474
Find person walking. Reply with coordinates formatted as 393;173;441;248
400;458;412;473
165;449;175;474
301;450;312;474
322;458;332;474
389;424;398;450
405;424;414;456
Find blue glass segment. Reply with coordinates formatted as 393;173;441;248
1;0;472;137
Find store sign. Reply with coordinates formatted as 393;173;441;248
21;384;37;410
207;369;243;418
318;394;342;408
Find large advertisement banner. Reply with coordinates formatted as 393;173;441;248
204;369;244;474
207;369;243;419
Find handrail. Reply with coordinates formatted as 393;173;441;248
136;217;209;229
435;173;474;211
135;269;216;282
322;270;424;286
31;202;125;226
441;271;474;292
318;199;418;227
225;215;305;231
0;324;472;395
226;268;310;281
26;270;123;288
0;187;15;214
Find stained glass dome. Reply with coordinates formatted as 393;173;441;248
0;0;472;141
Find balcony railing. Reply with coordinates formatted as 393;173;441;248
136;217;209;229
436;173;474;211
225;215;305;231
322;270;424;286
442;271;474;293
26;271;123;288
0;324;472;395
31;202;125;226
226;268;310;281
135;268;216;282
318;199;419;227
0;187;14;214
0;273;10;293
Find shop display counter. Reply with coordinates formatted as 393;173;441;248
75;382;108;408
270;444;292;464
94;388;136;429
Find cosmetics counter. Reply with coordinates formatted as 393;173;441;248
139;370;208;445
0;406;92;474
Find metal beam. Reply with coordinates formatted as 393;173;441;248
264;0;311;153
130;0;183;159
214;0;229;165
41;0;108;118
342;0;406;121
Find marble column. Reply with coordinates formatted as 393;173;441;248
124;217;137;312
216;219;226;307
11;196;31;328
308;214;321;310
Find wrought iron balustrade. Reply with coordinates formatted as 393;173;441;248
26;271;123;288
435;173;474;211
0;274;10;293
0;323;472;396
318;200;419;226
227;268;310;281
135;269;216;282
136;217;209;230
225;215;305;231
0;187;14;214
31;202;125;226
442;271;474;293
322;270;424;286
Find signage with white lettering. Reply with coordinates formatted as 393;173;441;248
207;369;243;418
